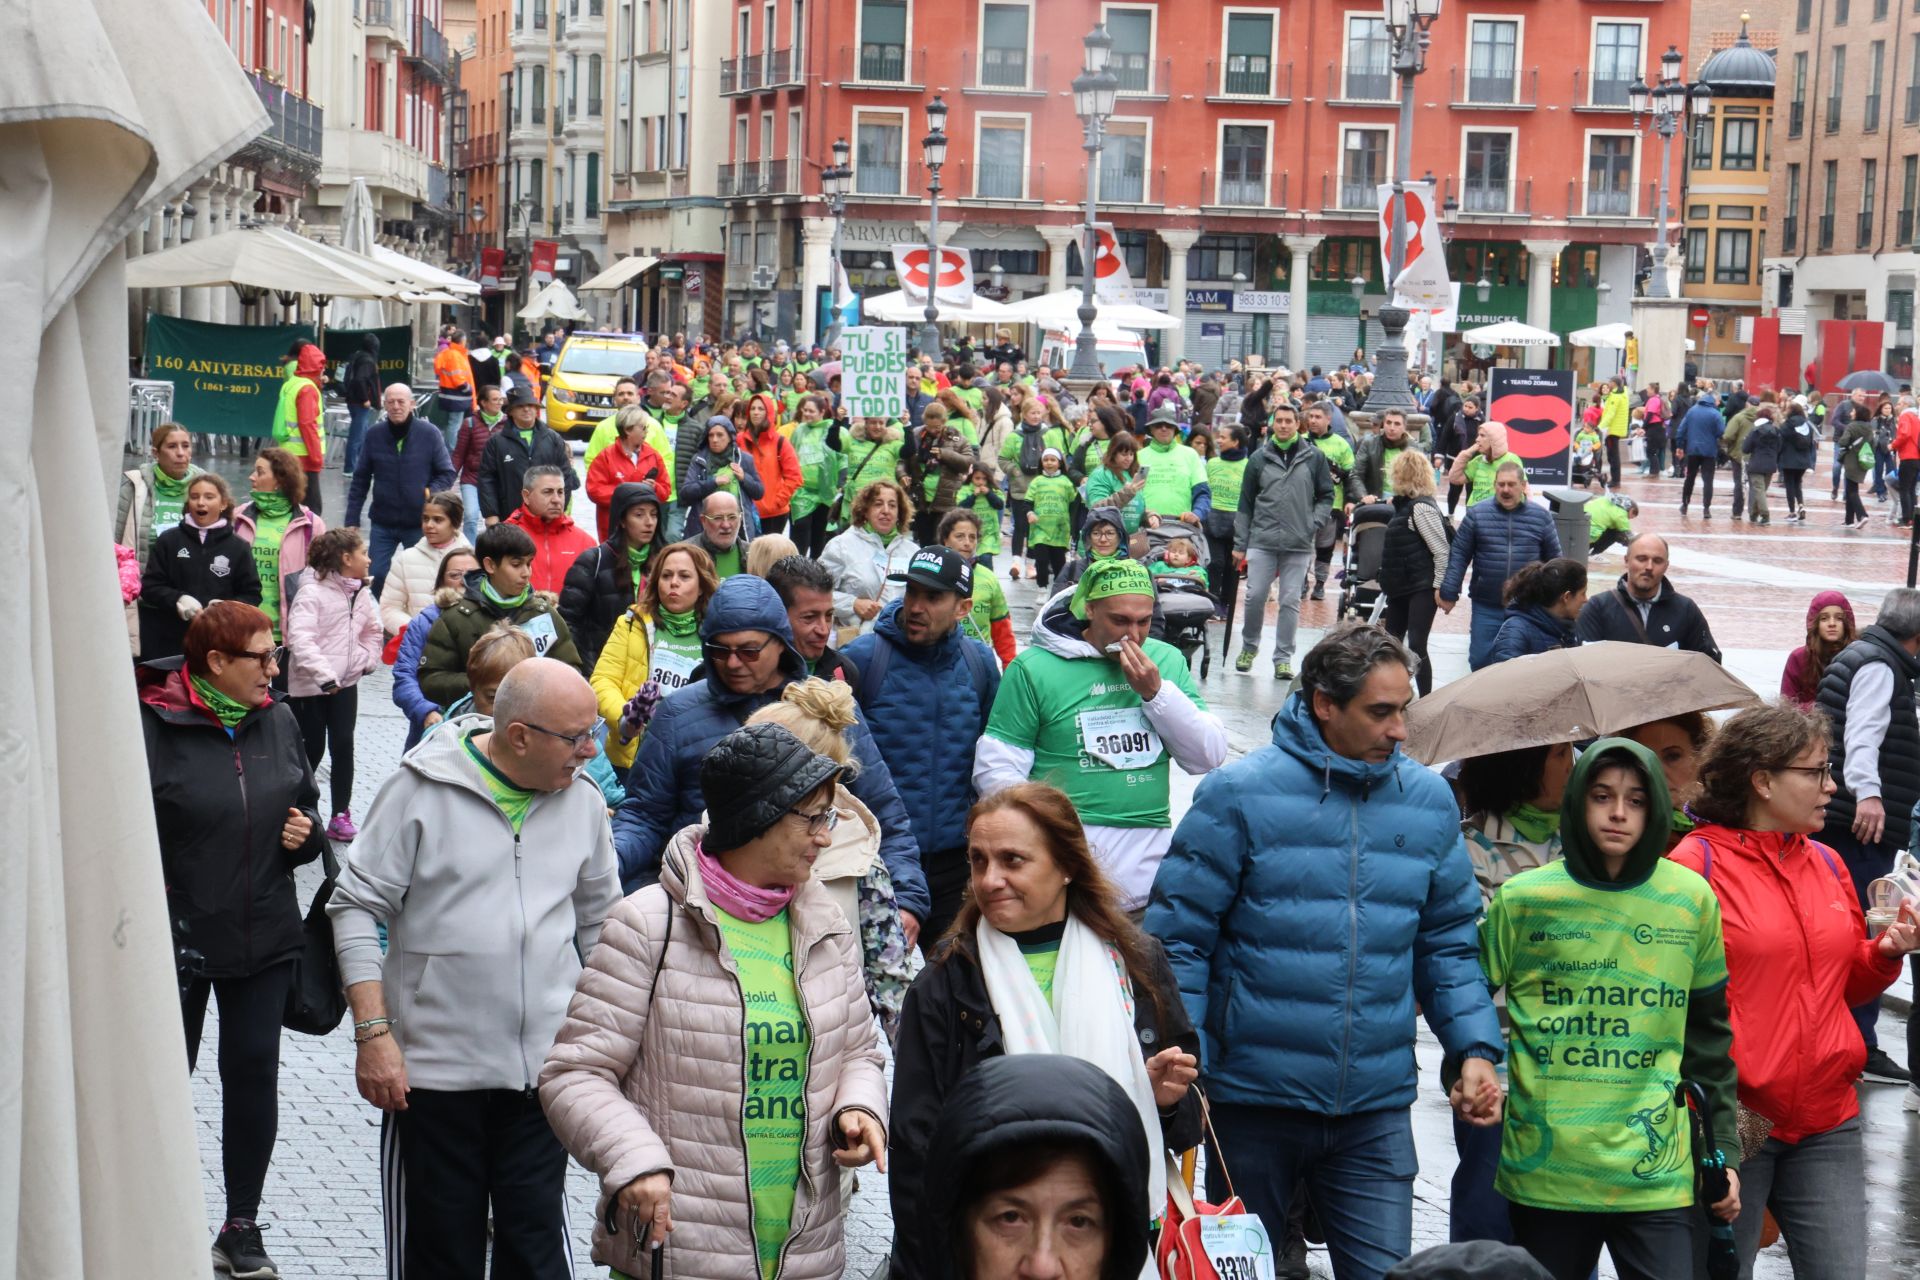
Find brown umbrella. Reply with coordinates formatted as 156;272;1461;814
1405;641;1762;765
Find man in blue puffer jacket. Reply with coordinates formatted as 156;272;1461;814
611;574;930;930
1438;461;1560;670
1675;391;1724;518
1147;625;1503;1280
844;546;1000;942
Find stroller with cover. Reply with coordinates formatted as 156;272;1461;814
1336;501;1393;625
1141;523;1217;678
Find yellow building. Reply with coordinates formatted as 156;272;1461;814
1682;18;1775;382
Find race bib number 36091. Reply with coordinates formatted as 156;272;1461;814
1077;706;1163;771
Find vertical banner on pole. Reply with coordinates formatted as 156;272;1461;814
841;326;909;421
891;245;975;305
1376;181;1452;308
1488;367;1576;487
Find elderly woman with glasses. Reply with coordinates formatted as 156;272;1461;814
542;721;889;1280
136;601;327;1279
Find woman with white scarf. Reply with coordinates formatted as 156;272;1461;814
887;782;1201;1280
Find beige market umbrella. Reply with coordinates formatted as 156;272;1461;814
1404;642;1761;765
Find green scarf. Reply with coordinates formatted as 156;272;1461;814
1505;801;1561;846
248;489;294;519
1670;806;1696;839
154;468;191;499
481;577;531;610
655;604;699;637
189;674;255;728
626;542;652;595
867;523;899;545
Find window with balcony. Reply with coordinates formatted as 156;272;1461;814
1721;116;1757;169
1586;135;1634;214
1218;123;1267;205
1861;158;1879;247
1345;16;1393;101
854;111;903;193
1591;22;1642;106
532;68;546;123
980;4;1029;88
530;158;544;220
1867;41;1885;130
586;153;600;218
976;118;1027;198
1714;228;1751;284
1692;115;1715;169
1784;163;1801;250
1187;234;1257;281
1099;121;1148;202
858;0;907;82
1467;19;1518;104
1341;126;1387;207
534;0;547;28
1107;8;1154;93
1464;131;1513;211
1790;52;1807;136
1684;227;1707;283
1909;35;1920;122
1821;159;1838;249
1828;46;1846;131
1222;12;1275;96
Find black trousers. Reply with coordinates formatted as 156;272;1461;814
1009;497;1034;559
1509;1204;1694;1280
304;470;324;517
1208;529;1240;620
1681;456;1715;512
1844;477;1869;525
1031;543;1067;589
1446;482;1465;516
382;1088;573;1280
1782;468;1806;515
1604;434;1622;487
1899;459;1919;523
290;685;359;815
182;960;294;1222
921;845;972;947
1382;590;1439;696
758;513;788;537
791;507;832;559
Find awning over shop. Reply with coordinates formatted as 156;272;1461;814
369;243;480;295
861;289;1015;324
579;254;659;292
1461;319;1561;347
125;223;401;297
519;279;591;322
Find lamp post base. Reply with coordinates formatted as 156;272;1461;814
1364;303;1416;412
917;322;941;360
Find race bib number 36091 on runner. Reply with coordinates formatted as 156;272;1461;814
1077;707;1163;771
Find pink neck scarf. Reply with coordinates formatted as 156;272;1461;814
697;840;796;923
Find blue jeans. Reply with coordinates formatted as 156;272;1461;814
1468;602;1506;670
1728;1118;1866;1280
1824;823;1894;1048
459;482;483;546
1207;1103;1416;1280
345;405;374;474
368;522;414;602
1872;444;1891;499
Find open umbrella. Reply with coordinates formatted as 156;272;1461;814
811;360;842;382
1838;369;1902;396
1404;642;1760;765
1460;319;1561;348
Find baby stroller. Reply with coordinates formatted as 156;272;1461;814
1336;501;1393;625
1142;523;1217;678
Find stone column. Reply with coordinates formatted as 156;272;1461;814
1283;233;1325;374
1038;225;1077;296
158;202;182;318
1521;238;1569;369
182;181;216;322
799;215;835;344
1157;228;1201;366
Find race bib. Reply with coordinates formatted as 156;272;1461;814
1198;1215;1277;1280
521;613;559;656
1077;706;1163;771
651;648;698;691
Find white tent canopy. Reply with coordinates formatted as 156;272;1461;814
125;223;402;297
580;254;659;292
860;288;1015;324
1001;286;1181;331
370;242;479;295
1461;319;1561;347
519;279;591;322
1570;321;1693;351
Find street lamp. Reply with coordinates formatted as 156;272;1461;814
822;136;853;345
917;98;949;359
1069;24;1120;382
1630;45;1712;300
1475;276;1492;304
1368;0;1443;412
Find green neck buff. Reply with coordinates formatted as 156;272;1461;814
655;605;700;636
154;468;192;498
249;489;294;519
189;674;255;728
1271;433;1301;451
481;577;531;609
866;523;899;545
626;542;652;592
1505;801;1561;846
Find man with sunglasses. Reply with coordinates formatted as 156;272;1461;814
329;657;621;1279
611;574;930;942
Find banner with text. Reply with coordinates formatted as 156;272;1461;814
841;326;908;421
1377;181;1453;310
323;326;412;389
1488;367;1575;488
144;315;315;438
892;244;975;306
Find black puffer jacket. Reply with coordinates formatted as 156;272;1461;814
476;418;577;520
1817;625;1920;849
559;483;667;672
1780;409;1820;471
138;520;263;660
137;660;327;979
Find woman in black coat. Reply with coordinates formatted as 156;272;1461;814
138;472;262;660
559;482;666;672
137;601;326;1279
1778;400;1819;522
888;783;1202;1280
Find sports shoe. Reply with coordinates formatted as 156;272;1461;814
1310;582;1326;601
1274;661;1295;681
1276;1231;1311;1280
1235;647;1257;674
213;1220;280;1279
326;811;358;841
1862;1047;1911;1084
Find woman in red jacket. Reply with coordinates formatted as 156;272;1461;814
737;392;803;535
1673;702;1920;1279
584;405;670;541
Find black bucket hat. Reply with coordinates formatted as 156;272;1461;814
700;723;843;852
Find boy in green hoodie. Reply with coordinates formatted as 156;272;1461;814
1475;738;1742;1280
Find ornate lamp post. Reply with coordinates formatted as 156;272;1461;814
917;97;949;358
1368;0;1442;411
1630;45;1713;300
822;135;852;345
1068;24;1119;381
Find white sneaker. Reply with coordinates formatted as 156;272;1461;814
1904;1085;1920;1113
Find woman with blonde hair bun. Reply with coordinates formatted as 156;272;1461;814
747;678;916;1043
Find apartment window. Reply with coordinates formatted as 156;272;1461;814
1836;0;1850;22
1821;159;1838;249
1867;41;1885;130
1468;19;1518;104
1222;11;1275;96
1790;51;1807;136
1909;35;1920;122
1099;120;1148;202
1586;135;1634;214
980;4;1030;88
1341;127;1388;208
976;118;1027;198
588;54;603;115
1345;16;1393;101
1684;228;1707;283
1713;229;1751;284
1107;8;1154;92
1828;46;1846;131
1464;131;1513;211
586;153;600;219
532;67;546;123
1876;0;1889;19
792;0;804;66
1785;163;1801;250
858;0;907;82
736;8;748;56
1692;115;1715;169
1796;0;1811;30
534;0;546;27
676;111;688;167
1187;234;1258;281
972;248;1044;276
530;158;544;219
1591;22;1643;106
1903;155;1918;245
1219;123;1267;205
854;111;903;193
788;109;802;169
1721;116;1757;169
1862;159;1879;247
756;227;777;266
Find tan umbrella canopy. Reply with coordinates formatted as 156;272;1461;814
1404;642;1761;765
125;222;454;301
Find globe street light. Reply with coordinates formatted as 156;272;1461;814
918;97;949;359
1369;0;1443;411
1069;25;1119;382
822;136;853;345
1630;45;1712;300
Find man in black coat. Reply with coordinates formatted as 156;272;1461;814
1573;532;1721;661
478;382;577;525
342;333;382;474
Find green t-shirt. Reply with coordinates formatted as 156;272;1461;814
964;569;1009;649
1207;456;1248;516
1139;438;1209;517
842;431;904;517
1480;860;1728;1213
1588;496;1632;542
1083;467;1148;533
1311;433;1356;509
462;731;537;833
713;543;744;580
1021;936;1062;1002
788;420;843;521
964;490;1002;555
1151;558;1209;588
1465;451;1525;507
1026;473;1077;548
248;508;292;634
1377;445;1408;499
713;907;810;1280
648;611;705;693
985;636;1207;828
954;386;985;417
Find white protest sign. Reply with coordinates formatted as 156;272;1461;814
841;326;908;421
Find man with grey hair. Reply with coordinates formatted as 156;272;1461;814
506;464;596;593
331;656;619;1277
1148;623;1502;1276
1439;460;1560;669
1814;587;1920;1085
345;381;458;597
690;489;751;579
1574;531;1721;660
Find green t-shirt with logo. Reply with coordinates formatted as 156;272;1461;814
985;636;1206;828
713;907;810;1280
964;489;1002;555
1026;473;1077;548
1207;456;1247;516
248;509;292;635
1312;432;1356;509
1480;860;1728;1213
964;568;1009;651
1021;936;1062;1002
1466;451;1525;507
1139;438;1209;518
463;731;537;833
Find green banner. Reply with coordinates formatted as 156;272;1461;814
324;326;412;388
144;314;314;438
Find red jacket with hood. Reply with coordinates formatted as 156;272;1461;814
506;505;597;593
742;394;803;521
293;343;326;473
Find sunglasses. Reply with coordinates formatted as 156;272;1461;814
704;640;771;663
225;645;286;668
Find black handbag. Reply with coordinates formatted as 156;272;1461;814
283;841;348;1036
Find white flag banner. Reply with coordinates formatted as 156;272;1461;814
1377;181;1453;310
892;244;975;306
1076;222;1135;303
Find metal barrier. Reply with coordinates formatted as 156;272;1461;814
128;379;176;454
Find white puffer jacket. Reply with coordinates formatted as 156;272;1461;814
539;825;889;1280
379;534;472;635
816;524;919;632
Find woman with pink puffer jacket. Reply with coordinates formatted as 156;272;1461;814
285;527;383;841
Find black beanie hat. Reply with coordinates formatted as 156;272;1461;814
700;723;843;852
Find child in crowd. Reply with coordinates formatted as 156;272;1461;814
139;472;262;661
939;508;1016;669
420;521;580;706
286;527;384;840
1024;448;1077;590
1152;532;1210;587
961;464;1004;571
390;549;482;747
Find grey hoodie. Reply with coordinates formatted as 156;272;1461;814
328;714;622;1092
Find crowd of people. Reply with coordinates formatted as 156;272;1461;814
120;327;1920;1280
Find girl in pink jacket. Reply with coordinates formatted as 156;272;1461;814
286;527;383;840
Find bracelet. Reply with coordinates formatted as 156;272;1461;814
353;1025;392;1045
354;1017;391;1032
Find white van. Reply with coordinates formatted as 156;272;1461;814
1037;324;1149;375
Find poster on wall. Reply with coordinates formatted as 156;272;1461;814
841;326;908;420
1487;367;1575;488
143;315;314;438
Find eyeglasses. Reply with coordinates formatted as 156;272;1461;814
704;639;771;663
225;645;286;668
788;806;840;836
1776;763;1834;784
523;717;606;752
702;513;742;526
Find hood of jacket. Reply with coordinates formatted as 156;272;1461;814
359;333;380;356
702;414;739;459
1269;690;1407;800
1030;591;1105;661
1079;506;1132;557
607;481;664;552
1807;589;1856;630
746;393;783;438
294;341;327;381
698;574;808;685
1557;736;1672;890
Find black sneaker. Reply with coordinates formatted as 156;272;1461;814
1310;582;1326;601
1862;1047;1912;1084
1276;1231;1311;1280
213;1220;280;1279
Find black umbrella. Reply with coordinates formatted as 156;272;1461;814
1838;368;1903;395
